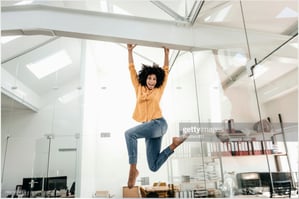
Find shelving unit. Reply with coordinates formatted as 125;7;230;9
214;130;276;157
168;114;297;198
269;115;292;173
267;114;296;198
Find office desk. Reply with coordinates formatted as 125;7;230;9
143;185;178;198
144;186;170;192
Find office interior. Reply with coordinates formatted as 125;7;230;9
1;0;298;198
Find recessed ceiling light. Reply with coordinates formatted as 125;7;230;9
276;7;298;18
26;50;72;79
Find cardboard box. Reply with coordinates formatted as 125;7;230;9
122;186;140;198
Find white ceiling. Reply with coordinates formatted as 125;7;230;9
1;0;298;111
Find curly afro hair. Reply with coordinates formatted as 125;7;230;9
138;64;165;88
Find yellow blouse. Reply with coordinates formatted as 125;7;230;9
129;63;169;122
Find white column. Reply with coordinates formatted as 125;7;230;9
76;40;98;197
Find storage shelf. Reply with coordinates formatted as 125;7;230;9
273;153;287;156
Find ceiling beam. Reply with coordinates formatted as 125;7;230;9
2;5;291;51
257;68;298;103
187;0;205;25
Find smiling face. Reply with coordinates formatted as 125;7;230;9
146;74;157;90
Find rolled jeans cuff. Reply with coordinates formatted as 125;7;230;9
164;146;174;156
129;155;137;164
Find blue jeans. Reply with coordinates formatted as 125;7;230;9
125;117;174;172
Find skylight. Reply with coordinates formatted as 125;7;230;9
205;4;232;22
276;7;298;18
26;50;72;79
1;36;21;44
15;0;34;6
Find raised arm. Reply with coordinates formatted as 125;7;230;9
127;44;136;64
160;47;169;90
163;47;169;67
127;44;139;91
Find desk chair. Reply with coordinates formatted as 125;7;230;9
151;182;168;198
270;180;291;198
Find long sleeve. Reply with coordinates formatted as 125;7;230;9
129;63;139;94
159;65;169;92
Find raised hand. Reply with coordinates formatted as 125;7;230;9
127;44;136;64
127;44;137;51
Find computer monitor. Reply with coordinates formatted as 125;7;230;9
259;172;292;187
237;172;261;189
22;177;43;192
44;176;67;191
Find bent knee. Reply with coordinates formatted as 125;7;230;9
124;129;133;139
149;165;159;172
125;129;131;134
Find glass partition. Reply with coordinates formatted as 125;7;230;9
1;36;82;198
165;0;298;198
252;34;298;196
243;0;298;196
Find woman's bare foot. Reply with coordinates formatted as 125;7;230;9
170;133;190;151
127;166;139;188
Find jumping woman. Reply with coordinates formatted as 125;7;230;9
125;44;188;188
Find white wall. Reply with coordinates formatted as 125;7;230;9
222;155;276;173
224;86;261;122
262;90;298;123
